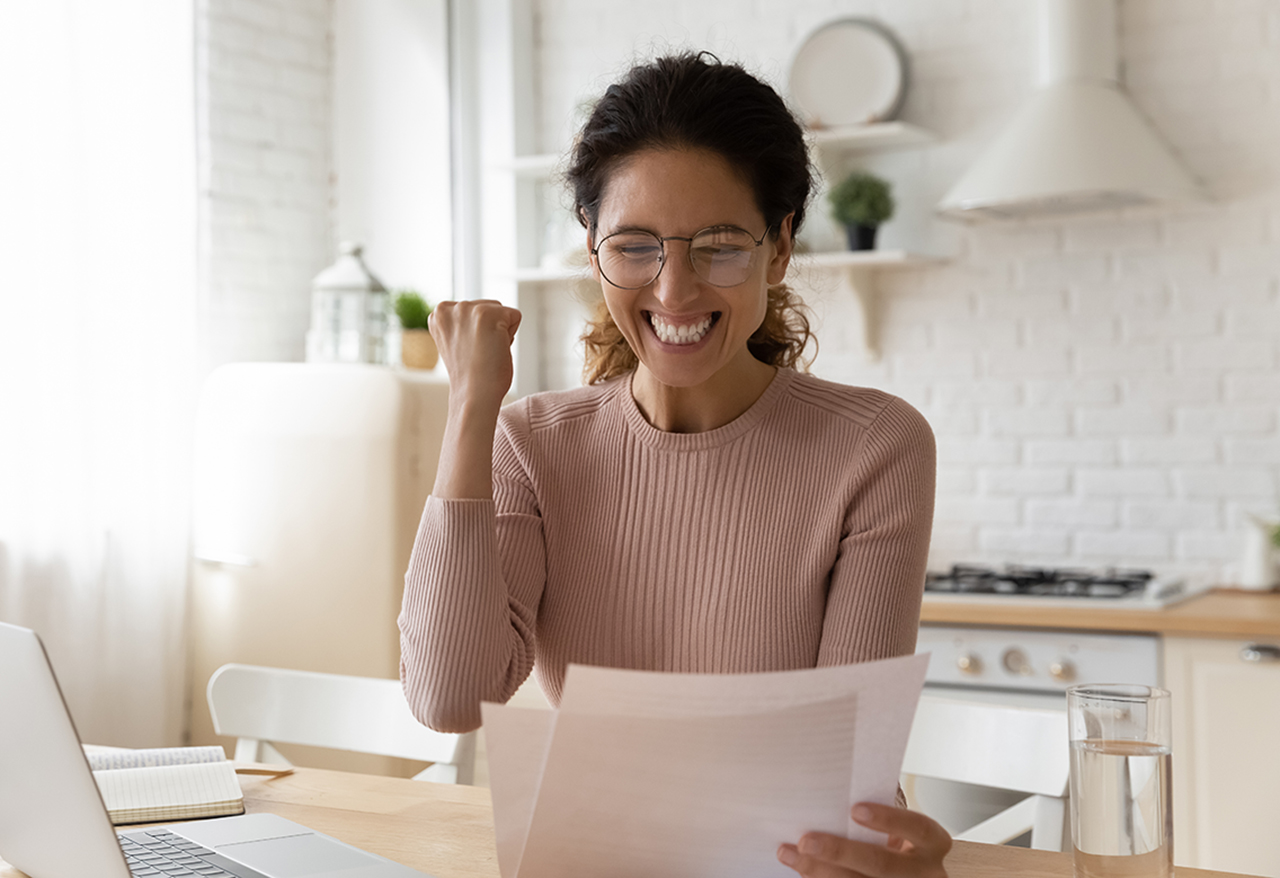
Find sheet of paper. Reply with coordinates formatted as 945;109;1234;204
520;695;859;878
483;653;928;878
558;654;929;833
480;704;556;878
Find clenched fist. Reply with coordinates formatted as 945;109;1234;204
429;300;522;412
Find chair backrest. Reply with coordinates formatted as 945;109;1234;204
903;694;1069;796
901;693;1070;850
206;663;474;783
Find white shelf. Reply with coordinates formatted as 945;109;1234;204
801;249;943;269
805;121;936;154
798;249;946;362
799;123;942;363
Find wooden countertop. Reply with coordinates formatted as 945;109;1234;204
920;588;1280;639
2;766;1264;878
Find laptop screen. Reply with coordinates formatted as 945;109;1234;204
0;621;133;878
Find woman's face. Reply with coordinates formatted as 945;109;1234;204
590;148;793;390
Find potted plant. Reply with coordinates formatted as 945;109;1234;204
827;171;895;251
393;290;437;370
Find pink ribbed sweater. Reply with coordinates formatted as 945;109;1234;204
399;368;936;733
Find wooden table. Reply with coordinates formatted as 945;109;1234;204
1;766;1264;878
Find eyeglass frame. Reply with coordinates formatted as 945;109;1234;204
588;224;775;290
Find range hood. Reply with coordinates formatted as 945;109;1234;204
937;0;1204;221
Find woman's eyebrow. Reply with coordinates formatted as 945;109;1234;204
603;222;750;237
601;224;659;236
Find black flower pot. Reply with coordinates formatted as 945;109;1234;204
845;224;879;251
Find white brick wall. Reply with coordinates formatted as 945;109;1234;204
530;0;1280;584
196;0;334;370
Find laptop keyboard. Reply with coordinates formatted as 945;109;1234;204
118;828;239;878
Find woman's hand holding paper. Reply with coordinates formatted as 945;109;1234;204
777;802;951;878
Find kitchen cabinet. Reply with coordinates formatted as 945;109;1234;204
919;590;1280;875
1162;635;1280;878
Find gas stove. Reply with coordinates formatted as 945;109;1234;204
922;564;1194;610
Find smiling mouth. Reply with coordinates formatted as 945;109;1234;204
647;312;718;345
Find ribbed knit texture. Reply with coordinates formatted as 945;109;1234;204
399;368;936;733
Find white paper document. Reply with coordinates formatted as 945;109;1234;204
481;652;929;878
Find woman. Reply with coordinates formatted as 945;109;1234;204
399;52;949;877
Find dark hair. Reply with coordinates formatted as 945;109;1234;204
567;52;816;383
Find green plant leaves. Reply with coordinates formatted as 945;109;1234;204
827;172;895;228
393;290;432;330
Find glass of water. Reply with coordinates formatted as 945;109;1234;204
1067;684;1173;878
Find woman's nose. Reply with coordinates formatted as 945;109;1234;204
652;243;700;307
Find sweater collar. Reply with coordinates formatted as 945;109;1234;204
613;367;795;450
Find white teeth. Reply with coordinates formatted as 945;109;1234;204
650;314;713;345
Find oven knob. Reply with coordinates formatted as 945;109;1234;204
956;653;982;675
1001;648;1032;676
1049;659;1076;682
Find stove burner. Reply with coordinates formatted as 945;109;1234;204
925;564;1154;599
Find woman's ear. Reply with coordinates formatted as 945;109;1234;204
766;213;795;286
583;210;601;280
587;233;601;281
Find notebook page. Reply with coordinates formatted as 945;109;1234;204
85;746;227;771
93;761;244;823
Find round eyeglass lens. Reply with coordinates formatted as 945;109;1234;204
597;231;663;289
690;227;760;287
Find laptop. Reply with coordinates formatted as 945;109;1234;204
0;621;433;878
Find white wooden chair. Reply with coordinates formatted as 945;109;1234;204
206;663;476;784
901;694;1070;851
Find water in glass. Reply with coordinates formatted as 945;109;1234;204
1070;738;1172;878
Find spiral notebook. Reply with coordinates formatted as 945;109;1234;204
84;745;244;825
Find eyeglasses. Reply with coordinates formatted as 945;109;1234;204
590;225;772;290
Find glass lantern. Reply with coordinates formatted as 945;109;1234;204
305;241;390;364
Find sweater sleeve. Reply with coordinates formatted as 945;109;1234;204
398;411;545;733
816;396;936;667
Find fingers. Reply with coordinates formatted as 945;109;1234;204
429;299;521;343
852;803;952;862
777;841;863;878
779;832;902;878
779;839;891;878
776;805;951;878
427;300;522;405
504;306;522;342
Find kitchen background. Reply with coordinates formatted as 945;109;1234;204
208;0;1280;586
1;0;1275;754
0;0;1277;872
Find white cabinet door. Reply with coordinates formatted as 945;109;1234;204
1163;635;1280;877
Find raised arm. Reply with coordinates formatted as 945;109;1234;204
429;300;521;501
398;301;543;733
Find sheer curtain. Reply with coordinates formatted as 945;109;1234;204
0;0;197;746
